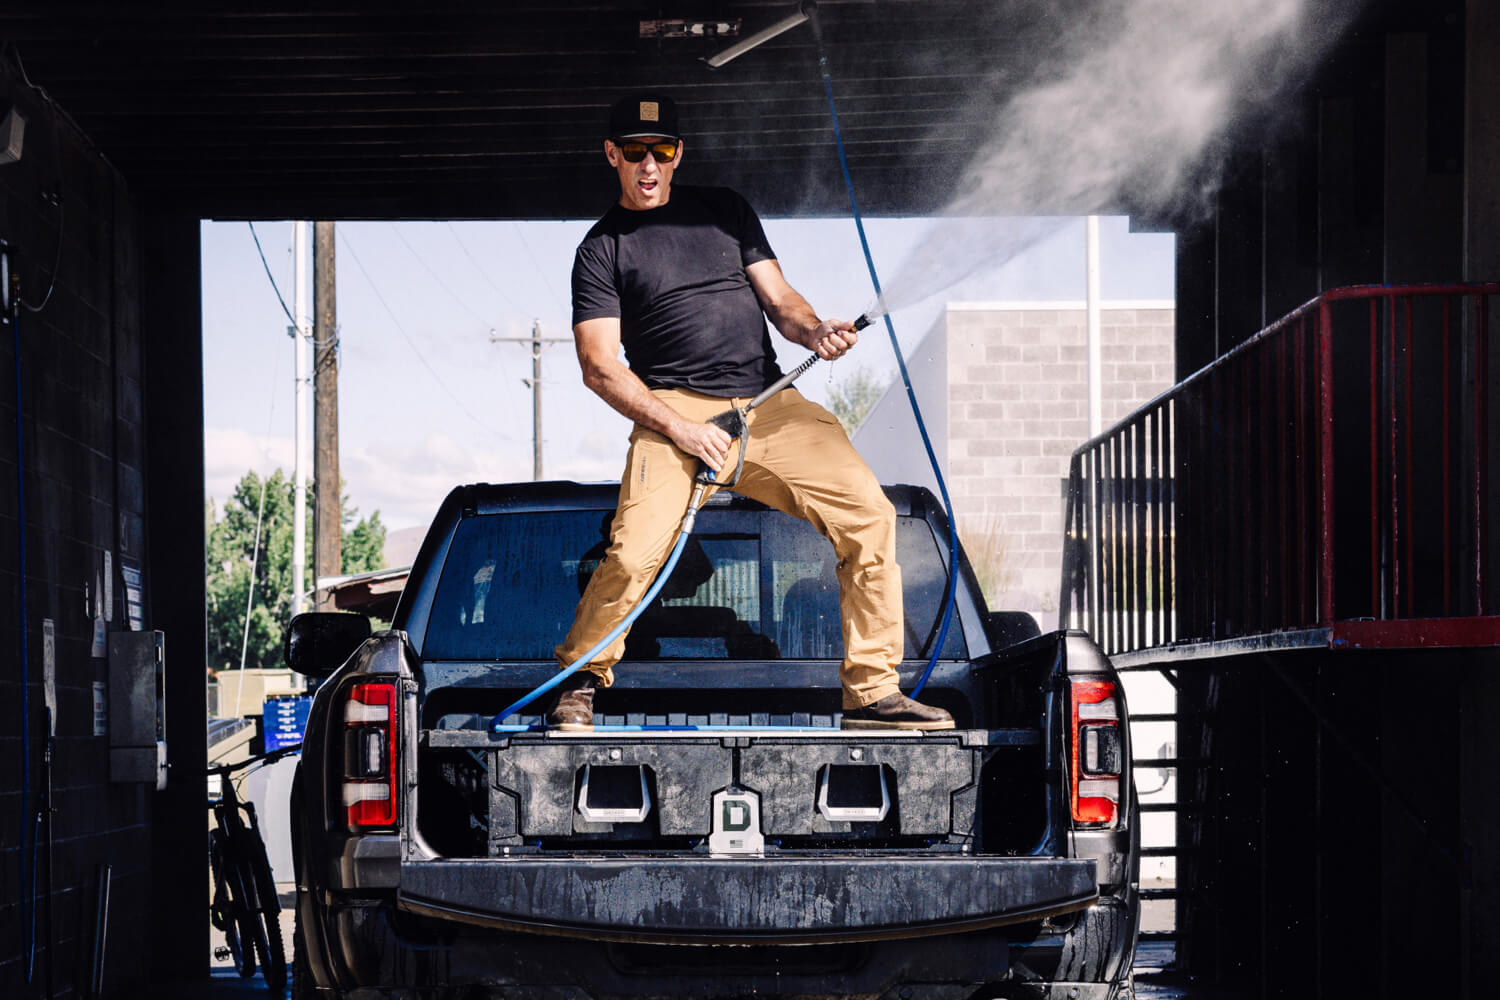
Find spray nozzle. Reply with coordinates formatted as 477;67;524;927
852;313;874;331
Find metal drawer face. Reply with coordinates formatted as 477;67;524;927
738;741;977;836
490;742;734;838
485;736;981;845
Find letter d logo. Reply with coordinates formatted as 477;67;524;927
722;800;750;831
709;789;764;855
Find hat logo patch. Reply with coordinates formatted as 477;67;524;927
639;101;659;122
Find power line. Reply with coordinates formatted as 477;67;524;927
389;223;495;331
218;299;287;681
246;221;296;326
443;221;529;316
336;228;514;445
511;222;568;315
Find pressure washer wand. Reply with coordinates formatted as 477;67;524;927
745;352;819;411
745;312;874;411
698;312;876;487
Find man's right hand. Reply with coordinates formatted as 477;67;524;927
670;418;734;474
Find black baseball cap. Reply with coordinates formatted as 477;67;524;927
608;94;680;141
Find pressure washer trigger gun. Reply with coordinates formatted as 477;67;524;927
695;407;749;488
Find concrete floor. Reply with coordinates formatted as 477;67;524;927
195;905;293;997
1132;941;1195;999
180;915;1195;1000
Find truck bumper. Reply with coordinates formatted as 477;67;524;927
396;855;1097;944
322;900;1045;1000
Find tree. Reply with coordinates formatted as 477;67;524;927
206;469;387;673
826;365;891;435
343;505;386;575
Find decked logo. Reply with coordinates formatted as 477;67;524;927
708;788;764;855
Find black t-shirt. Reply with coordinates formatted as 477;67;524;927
571;185;785;396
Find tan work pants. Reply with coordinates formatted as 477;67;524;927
553;386;904;709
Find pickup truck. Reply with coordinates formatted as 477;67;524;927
285;480;1140;1000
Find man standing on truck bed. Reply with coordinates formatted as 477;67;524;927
549;93;953;733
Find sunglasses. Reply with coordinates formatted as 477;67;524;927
614;139;679;164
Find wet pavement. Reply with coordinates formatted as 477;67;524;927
158;940;1202;999
155;968;286;998
1131;941;1196;998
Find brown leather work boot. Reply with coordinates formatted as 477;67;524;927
544;671;597;731
841;693;954;731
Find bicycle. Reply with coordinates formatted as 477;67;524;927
209;743;301;994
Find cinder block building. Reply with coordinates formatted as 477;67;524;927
853;300;1175;625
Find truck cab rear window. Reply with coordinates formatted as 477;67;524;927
420;507;964;662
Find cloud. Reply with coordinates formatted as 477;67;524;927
236;399;636;532
206;425;533;531
341;432;528;529
341;427;633;529
204;427;294;510
547;453;626;484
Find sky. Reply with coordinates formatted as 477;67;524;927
200;213;1174;536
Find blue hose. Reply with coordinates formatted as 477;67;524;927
490;516;697;730
813;45;959;698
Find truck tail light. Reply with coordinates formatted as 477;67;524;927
1070;678;1122;827
343;681;398;829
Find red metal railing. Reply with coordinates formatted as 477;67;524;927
1061;284;1499;656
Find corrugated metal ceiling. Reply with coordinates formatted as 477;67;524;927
0;1;1080;220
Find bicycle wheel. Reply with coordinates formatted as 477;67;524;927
209;836;244;970
210;831;256;979
223;834;272;984
247;837;287;994
235;865;273;987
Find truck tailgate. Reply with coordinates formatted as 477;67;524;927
398;855;1097;944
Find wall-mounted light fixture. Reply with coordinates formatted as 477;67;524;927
640;19;741;40
704;3;814;69
0;106;25;165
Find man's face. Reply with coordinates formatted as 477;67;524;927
605;135;682;211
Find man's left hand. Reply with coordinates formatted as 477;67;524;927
811;319;858;360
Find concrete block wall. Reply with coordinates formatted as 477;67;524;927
943;302;1174;622
858;301;1174;625
0;65;154;995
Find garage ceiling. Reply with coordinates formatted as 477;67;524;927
0;0;1090;220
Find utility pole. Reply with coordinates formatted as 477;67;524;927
291;221;309;616
313;221;340;608
491;320;570;480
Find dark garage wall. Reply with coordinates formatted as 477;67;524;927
1174;4;1469;377
0;64;158;995
1163;4;1500;994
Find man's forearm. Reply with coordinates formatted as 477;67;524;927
763;291;823;348
583;358;685;437
581;354;736;472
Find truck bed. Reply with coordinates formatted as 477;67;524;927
408;725;1090;947
417;726;1050;857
